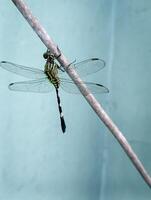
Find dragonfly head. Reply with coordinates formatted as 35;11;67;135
43;49;55;62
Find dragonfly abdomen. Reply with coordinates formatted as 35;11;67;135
55;88;66;133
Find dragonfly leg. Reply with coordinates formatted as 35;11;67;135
66;59;76;70
55;46;62;59
58;65;65;72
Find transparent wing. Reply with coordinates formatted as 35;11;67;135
9;78;54;93
60;78;109;94
72;58;105;77
0;61;46;79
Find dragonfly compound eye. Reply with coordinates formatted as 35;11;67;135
43;52;48;59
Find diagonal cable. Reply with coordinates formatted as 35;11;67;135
11;0;151;188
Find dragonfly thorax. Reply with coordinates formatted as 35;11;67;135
44;61;60;89
43;49;60;88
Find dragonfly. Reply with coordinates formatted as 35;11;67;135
0;49;109;133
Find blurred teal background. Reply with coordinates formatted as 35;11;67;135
0;0;151;199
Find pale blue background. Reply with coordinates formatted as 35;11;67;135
0;0;151;199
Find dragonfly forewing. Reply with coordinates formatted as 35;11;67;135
0;61;46;79
72;58;105;77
